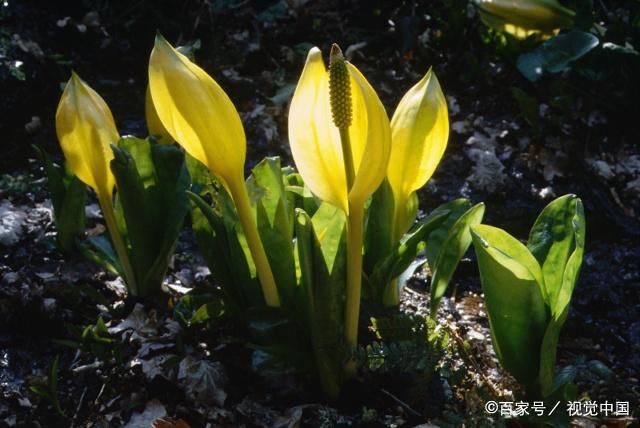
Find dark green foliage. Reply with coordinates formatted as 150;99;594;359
55;318;121;363
174;292;225;328
471;194;585;414
295;204;349;398
79;137;190;297
29;355;64;417
517;30;600;81
33;145;86;253
364;193;484;308
357;315;448;376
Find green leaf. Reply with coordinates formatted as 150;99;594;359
423;199;472;268
33;145;86;253
78;235;122;276
517;30;599;82
110;140;157;295
527;195;585;315
108;137;190;296
364;178;396;275
470;224;548;386
174;293;225;327
295;205;348;399
247;158;297;305
429;203;485;316
188;191;262;310
139;144;190;296
527;195;585;397
368;211;448;303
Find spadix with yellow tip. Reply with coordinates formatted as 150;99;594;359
288;45;391;214
148;34;280;307
288;45;391;355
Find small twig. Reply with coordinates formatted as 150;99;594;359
70;386;87;428
444;320;503;398
72;360;103;374
379;388;421;417
93;383;106;407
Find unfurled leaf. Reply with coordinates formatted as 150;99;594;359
471;224;548;386
366;210;448;302
33;145;86;253
295;204;348;399
429;203;485;316
517;30;599;81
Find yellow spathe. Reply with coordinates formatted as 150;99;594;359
388;69;449;237
55;72;118;197
148;34;246;186
288;47;391;213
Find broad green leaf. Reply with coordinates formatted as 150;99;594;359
117;137;157;188
188;191;262;309
295;207;347;399
78;235;121;276
101;137;190;296
517;30;599;81
33;145;86;253
471;224;548;386
247;158;297;305
140;144;190;296
527;194;585;314
174;293;225;327
247;157;293;235
110;140;157;295
364;178;395;274
528;195;585;399
284;171;320;216
367;211;448;302
424;198;472;267
429;203;485;316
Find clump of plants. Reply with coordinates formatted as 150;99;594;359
39;31;586;425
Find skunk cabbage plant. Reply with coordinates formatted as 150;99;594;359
55;74;189;297
56;73;136;290
476;0;575;40
148;34;280;307
471;195;585;404
363;69;485;308
288;44;391;351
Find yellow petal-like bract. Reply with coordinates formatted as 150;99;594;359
148;34;246;186
55;73;119;197
145;85;173;145
476;0;574;39
388;68;449;234
288;47;391;213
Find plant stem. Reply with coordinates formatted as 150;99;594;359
383;278;400;306
344;200;364;369
228;179;281;307
98;193;138;296
339;128;355;188
382;204;402;306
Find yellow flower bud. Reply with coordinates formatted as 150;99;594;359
55;72;118;197
388;69;449;239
